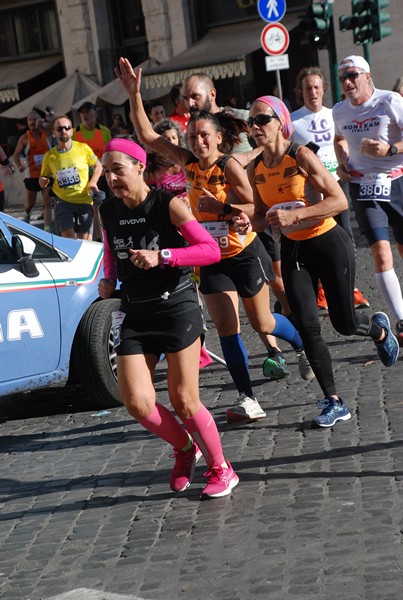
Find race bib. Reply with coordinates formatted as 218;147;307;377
319;148;338;175
56;167;80;188
111;310;126;348
267;201;306;214
200;220;230;251
267;200;318;236
358;173;392;202
34;154;45;166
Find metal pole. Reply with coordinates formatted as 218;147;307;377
206;350;227;366
323;0;340;103
363;42;371;66
276;70;282;100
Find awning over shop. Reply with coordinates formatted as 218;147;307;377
71;58;170;109
142;17;298;91
0;56;62;104
0;71;101;119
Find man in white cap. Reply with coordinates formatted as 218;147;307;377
333;55;403;345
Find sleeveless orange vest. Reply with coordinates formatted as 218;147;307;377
27;130;49;178
253;146;336;241
185;155;255;259
74;126;105;158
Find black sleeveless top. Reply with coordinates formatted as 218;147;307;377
99;188;191;300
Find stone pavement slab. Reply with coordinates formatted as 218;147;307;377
47;591;142;600
0;237;402;600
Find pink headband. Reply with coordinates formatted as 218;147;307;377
103;138;147;166
253;95;294;140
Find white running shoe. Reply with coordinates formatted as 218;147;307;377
297;350;315;381
226;393;266;424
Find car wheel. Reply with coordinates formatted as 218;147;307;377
73;298;122;407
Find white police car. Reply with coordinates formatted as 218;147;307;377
0;212;121;407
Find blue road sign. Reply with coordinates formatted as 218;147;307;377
257;0;287;23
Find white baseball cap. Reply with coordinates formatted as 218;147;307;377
338;55;370;73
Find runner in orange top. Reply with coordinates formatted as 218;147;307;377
12;111;52;229
233;95;399;428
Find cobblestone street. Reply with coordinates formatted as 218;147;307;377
1;220;403;600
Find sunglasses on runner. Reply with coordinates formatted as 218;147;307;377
338;71;363;83
247;114;279;128
56;125;72;132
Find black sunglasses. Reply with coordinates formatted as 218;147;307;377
338;71;363;82
247;114;279;128
56;125;72;132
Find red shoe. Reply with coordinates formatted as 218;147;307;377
170;442;202;492
354;288;369;309
200;461;239;499
199;345;213;369
317;284;328;310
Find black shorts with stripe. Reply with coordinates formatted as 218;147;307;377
199;235;274;298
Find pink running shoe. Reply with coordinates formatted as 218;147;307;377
200;461;239;499
170;443;202;492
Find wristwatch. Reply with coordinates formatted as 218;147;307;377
222;203;233;216
388;144;398;156
160;249;172;265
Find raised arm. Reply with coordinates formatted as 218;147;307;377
116;58;191;168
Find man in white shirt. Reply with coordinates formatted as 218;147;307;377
333;55;403;344
291;66;369;310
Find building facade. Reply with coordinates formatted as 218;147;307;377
1;0;402;205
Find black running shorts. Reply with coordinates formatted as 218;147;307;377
199;236;274;298
116;285;203;356
24;177;42;192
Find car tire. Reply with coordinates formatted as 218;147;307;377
73;298;122;407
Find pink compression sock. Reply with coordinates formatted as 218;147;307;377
137;403;190;449
182;404;225;466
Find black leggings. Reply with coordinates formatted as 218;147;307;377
280;225;381;397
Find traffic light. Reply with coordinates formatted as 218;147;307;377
372;0;391;42
339;0;392;45
352;0;372;44
299;1;333;49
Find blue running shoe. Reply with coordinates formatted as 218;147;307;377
311;397;351;428
372;311;399;367
262;348;290;379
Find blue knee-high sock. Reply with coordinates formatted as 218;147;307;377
219;334;253;397
272;313;303;351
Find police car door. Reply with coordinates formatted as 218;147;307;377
0;222;60;382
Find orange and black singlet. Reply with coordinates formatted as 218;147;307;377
253;144;336;241
185;155;255;259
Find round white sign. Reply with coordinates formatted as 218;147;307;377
261;23;290;56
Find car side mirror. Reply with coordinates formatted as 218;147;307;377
11;234;39;278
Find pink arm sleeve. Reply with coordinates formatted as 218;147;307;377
167;220;220;267
102;228;118;280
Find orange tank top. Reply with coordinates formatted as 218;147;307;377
185;155;255;259
253;145;336;241
74;126;105;158
27;130;49;178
